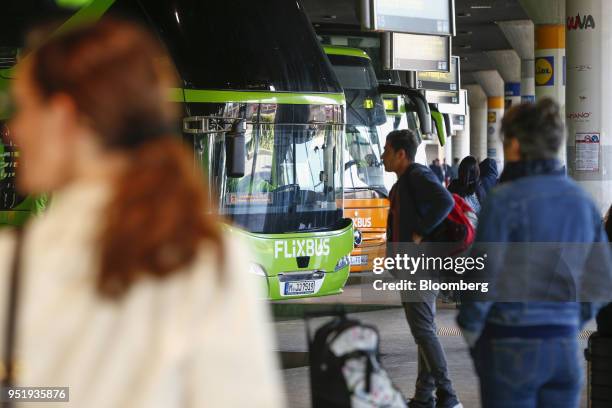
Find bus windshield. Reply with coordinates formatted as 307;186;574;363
214;124;342;233
202;121;344;234
327;54;387;192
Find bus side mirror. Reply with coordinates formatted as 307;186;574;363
443;113;452;138
430;109;447;147
226;119;246;178
377;85;432;135
405;93;432;136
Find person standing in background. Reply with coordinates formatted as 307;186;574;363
442;158;452;186
383;130;463;408
429;158;444;184
448;156;485;215
605;204;612;240
458;99;612;408
449;158;460;181
6;19;284;408
478;158;498;194
596;205;612;336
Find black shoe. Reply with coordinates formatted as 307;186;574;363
407;398;436;408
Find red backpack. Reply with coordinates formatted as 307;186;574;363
447;194;476;251
425;193;476;255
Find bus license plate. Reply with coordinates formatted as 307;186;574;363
285;280;316;295
350;255;368;266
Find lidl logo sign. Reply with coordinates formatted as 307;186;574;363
487;112;497;123
535;57;554;87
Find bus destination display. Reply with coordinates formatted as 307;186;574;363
362;0;454;36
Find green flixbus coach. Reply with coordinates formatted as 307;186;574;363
0;0;353;300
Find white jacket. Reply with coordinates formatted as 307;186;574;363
0;180;285;408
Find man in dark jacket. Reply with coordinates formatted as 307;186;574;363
382;130;462;408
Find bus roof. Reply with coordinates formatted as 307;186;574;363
323;45;370;60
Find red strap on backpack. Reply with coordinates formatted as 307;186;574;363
447;193;476;253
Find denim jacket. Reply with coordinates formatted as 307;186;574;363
457;160;612;346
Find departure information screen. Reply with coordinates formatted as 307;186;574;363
372;0;453;35
386;33;450;72
417;56;459;91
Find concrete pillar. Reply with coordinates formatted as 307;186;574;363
466;85;487;162
521;59;536;103
486;50;522;109
566;0;612;214
453;110;471;161
520;0;567;165
473;70;505;171
443;135;453;179
498;20;536;103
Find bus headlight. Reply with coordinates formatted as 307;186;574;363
335;255;350;272
249;263;267;277
354;229;363;246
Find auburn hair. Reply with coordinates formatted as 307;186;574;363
28;19;224;298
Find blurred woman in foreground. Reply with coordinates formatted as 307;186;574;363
6;19;284;407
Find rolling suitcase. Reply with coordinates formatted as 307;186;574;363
585;332;612;408
305;310;406;408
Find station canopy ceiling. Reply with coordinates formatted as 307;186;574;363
301;0;529;84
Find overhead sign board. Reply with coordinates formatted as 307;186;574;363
417;56;460;91
451;114;465;131
435;89;467;114
424;91;458;104
418;56;460;104
383;32;450;72
361;0;455;36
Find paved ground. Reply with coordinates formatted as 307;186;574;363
273;289;595;408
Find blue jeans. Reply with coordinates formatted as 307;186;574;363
402;300;457;402
472;335;583;408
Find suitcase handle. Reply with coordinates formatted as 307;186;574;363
303;305;347;346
